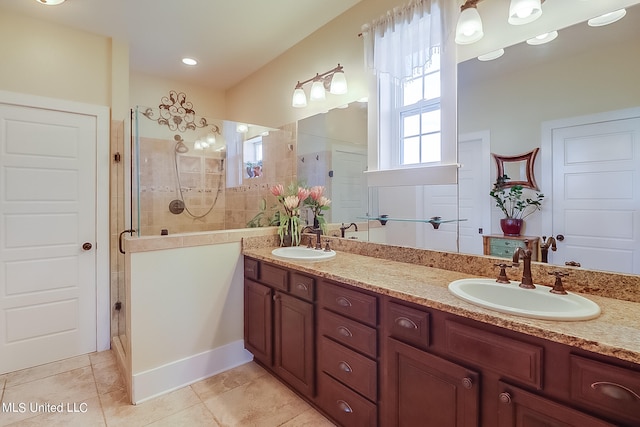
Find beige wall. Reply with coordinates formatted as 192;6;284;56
225;0;402;128
0;10;112;107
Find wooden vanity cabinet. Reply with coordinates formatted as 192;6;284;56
243;258;315;398
244;257;640;427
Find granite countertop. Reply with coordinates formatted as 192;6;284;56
243;246;640;365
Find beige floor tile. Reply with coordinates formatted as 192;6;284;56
4;355;91;388
2;395;106;427
202;373;312;427
89;350;116;367
1;366;97;426
100;385;201;427
280;408;336;426
145;402;219;427
91;354;125;396
191;362;267;402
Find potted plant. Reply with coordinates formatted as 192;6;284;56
490;174;544;236
304;186;332;235
270;183;310;246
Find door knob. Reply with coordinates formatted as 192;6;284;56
556;234;565;241
82;242;92;251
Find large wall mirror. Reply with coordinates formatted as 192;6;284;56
297;5;640;275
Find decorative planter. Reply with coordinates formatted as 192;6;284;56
500;218;523;236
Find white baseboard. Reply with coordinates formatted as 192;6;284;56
131;340;254;404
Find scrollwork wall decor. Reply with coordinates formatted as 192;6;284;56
141;90;221;135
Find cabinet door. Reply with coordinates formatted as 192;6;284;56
497;381;616;427
244;279;272;366
386;338;479;427
274;291;315;397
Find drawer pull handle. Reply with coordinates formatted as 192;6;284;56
296;283;308;291
591;381;640;401
336;326;353;337
338;361;353;373
395;316;418;329
337;399;353;413
336;296;352;307
246;267;254;273
462;377;473;389
498;392;512;405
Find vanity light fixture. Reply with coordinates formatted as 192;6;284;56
526;30;558;45
588;9;626;27
455;0;547;45
455;0;484;45
35;0;66;5
291;64;347;108
508;0;543;25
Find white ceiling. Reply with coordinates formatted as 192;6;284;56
0;0;362;91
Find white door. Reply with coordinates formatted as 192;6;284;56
0;100;98;373
547;114;640;274
458;132;491;255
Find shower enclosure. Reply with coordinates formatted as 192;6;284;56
132;105;228;236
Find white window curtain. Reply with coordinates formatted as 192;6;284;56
362;0;458;185
363;0;442;82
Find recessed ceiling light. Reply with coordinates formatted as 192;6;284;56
588;9;626;27
477;49;505;61
35;0;66;5
526;31;558;45
182;58;198;66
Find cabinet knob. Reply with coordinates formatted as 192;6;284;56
462;377;473;389
336;399;353;413
591;381;640;401
395;316;418;329
336;296;352;307
499;392;512;404
338;361;353;373
296;283;308;291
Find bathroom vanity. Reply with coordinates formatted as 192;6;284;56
243;242;640;427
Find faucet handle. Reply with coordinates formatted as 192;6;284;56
494;263;513;284
549;271;569;295
324;240;331;252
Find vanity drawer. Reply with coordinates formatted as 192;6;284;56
289;272;314;302
319;281;377;327
244;258;259;280
319;308;377;357
260;263;288;291
570;355;640;425
317;372;378;427
445;321;543;389
386;301;430;351
319;337;377;401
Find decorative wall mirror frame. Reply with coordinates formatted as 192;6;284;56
492;148;539;190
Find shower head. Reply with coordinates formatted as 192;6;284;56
174;135;189;153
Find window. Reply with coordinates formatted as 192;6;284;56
243;136;263;178
399;52;441;165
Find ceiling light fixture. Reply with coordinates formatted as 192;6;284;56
526;30;558;45
588;9;626;27
182;58;198;66
291;64;347;108
477;49;505;61
35;0;66;5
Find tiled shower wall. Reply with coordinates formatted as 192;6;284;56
225;123;298;229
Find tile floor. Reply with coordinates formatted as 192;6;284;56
0;350;335;426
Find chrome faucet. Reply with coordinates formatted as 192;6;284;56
302;225;322;249
339;222;358;238
512;244;535;289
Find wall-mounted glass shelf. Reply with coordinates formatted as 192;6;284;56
357;216;467;229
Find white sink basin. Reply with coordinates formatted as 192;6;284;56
448;278;601;321
272;246;336;261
